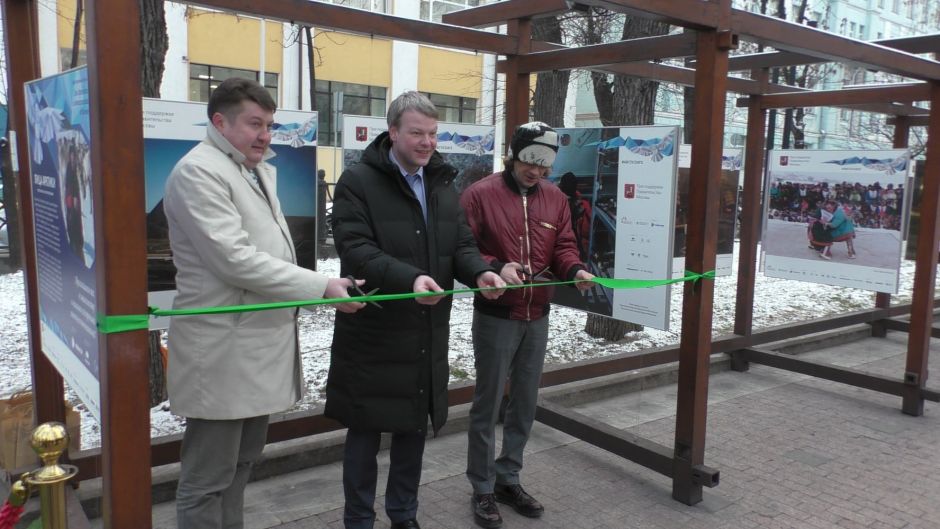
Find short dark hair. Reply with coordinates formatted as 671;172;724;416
207;77;276;120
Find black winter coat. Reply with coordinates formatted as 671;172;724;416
325;132;491;434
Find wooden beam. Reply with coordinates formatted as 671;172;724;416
888;115;930;127
903;84;940;416
742;83;931;110
189;0;517;55
535;399;676;478
722;33;940;71
85;0;152;526
737;348;939;401
441;0;570;27
519;40;787;95
517;55;923;115
570;2;940;79
881;319;940;340
1;0;69;432
730;10;940;81
510;32;697;74
520;40;921;116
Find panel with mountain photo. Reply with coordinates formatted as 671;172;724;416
143;98;319;293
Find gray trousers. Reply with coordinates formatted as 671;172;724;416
176;415;269;529
466;310;549;494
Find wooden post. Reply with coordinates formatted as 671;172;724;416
902;87;940;417
871;117;910;338
672;23;732;505
85;0;152;526
503;18;532;142
1;0;68;431
733;70;768;340
730;82;767;373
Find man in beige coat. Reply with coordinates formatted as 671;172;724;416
164;77;363;529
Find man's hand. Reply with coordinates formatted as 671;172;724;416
573;269;595;292
324;277;367;313
476;270;506;300
499;262;525;286
414;275;445;305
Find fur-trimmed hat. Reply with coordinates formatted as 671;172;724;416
508;121;558;168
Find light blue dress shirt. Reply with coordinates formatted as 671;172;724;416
389;150;427;221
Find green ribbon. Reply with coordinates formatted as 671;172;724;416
96;270;715;334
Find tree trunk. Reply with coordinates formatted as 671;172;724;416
148;330;167;405
139;0;168;98
585;15;669;340
70;0;83;69
140;0;169;406
585;314;637;341
305;27;317;111
531;17;569;127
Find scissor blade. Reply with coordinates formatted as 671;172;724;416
363;288;382;308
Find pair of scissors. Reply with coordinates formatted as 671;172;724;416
519;265;553;283
345;275;382;308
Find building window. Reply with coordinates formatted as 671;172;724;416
315;80;387;146
424;93;477;123
877;0;884;9
420;0;481;23
189;64;279;105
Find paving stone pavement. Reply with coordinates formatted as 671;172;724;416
131;332;939;529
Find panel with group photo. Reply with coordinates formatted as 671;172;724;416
761;149;910;293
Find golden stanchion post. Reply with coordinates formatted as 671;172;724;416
21;422;79;529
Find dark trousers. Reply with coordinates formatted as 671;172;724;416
176;415;269;529
343;428;426;529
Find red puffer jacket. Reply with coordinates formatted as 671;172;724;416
461;171;585;321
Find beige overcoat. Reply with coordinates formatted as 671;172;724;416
164;126;327;419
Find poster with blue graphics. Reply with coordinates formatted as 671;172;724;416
24;66;101;420
341;114;496;194
548;126;679;330
762;149;910;293
142;98;319;288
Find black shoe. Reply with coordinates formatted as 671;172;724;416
390;519;420;529
494;483;544;518
471;493;503;528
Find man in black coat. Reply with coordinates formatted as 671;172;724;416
326;91;505;529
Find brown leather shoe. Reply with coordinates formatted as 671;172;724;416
471;493;503;528
494;483;544;518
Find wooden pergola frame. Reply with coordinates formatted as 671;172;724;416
2;0;938;526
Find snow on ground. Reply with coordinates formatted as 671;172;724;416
0;244;925;449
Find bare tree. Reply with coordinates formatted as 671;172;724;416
582;11;668;340
531;16;569;127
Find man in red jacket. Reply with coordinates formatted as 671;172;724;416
460;122;594;528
